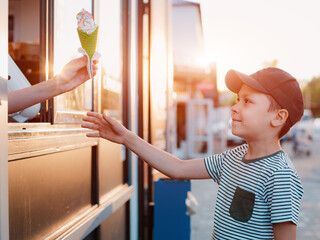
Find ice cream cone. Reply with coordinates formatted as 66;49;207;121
77;26;99;60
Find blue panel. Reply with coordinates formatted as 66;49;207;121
154;179;191;240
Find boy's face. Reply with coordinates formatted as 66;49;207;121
231;84;277;141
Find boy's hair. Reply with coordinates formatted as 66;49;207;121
266;95;291;139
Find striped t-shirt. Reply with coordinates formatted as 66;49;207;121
204;144;303;240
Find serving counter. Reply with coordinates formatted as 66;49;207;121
8;123;131;240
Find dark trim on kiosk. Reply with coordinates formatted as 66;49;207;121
39;0;47;122
137;0;144;239
91;0;96;112
91;145;99;205
146;2;154;240
122;0;131;239
122;0;130;186
48;0;54;124
138;1;153;239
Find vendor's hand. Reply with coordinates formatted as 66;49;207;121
56;56;99;93
81;112;128;144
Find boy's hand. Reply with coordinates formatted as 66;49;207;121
81;112;128;144
57;56;99;93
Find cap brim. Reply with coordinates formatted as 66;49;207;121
225;70;268;94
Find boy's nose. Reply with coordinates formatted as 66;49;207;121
231;103;239;113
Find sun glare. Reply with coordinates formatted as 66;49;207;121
204;51;233;92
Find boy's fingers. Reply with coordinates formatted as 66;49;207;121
83;116;101;125
86;132;100;138
86;111;100;117
81;122;99;130
87;112;103;120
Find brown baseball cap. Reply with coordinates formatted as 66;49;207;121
225;67;304;126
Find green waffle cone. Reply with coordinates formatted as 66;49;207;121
77;26;99;60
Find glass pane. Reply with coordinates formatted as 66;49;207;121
54;1;93;120
96;0;122;120
150;0;168;150
8;0;41;122
8;0;40;86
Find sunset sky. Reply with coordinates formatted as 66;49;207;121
199;0;320;90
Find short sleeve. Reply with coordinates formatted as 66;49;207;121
204;152;226;184
264;168;304;225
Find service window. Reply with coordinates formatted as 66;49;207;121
54;0;93;123
8;0;94;124
97;0;123;121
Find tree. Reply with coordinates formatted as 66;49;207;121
303;76;320;117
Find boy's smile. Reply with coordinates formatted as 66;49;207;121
231;84;276;142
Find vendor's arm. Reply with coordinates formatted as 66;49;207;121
82;112;210;179
273;222;296;240
8;56;98;114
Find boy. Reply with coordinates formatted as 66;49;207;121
82;67;304;240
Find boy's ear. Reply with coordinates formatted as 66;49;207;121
271;109;289;127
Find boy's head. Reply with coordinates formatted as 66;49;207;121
225;67;304;139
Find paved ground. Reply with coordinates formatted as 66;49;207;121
288;137;320;240
191;133;320;240
190;179;217;240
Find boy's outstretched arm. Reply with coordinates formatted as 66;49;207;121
82;112;211;180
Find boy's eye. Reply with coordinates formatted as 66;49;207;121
244;98;252;104
236;97;251;104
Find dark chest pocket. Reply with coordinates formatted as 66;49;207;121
229;186;255;222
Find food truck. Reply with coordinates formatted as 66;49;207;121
171;0;218;160
0;0;215;239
